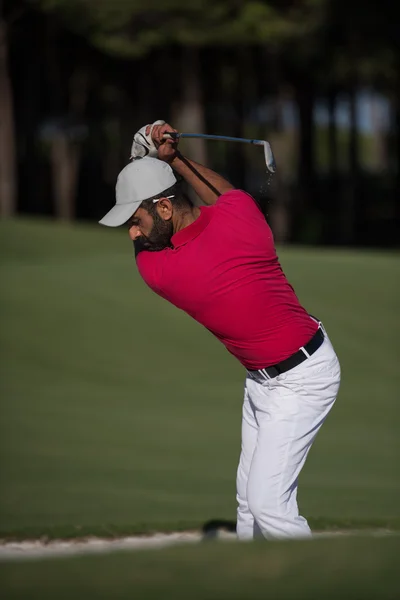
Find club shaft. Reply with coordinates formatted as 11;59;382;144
168;132;265;146
163;131;276;173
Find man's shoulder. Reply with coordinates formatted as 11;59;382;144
216;189;262;211
215;189;264;220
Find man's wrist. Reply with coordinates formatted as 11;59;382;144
168;150;183;169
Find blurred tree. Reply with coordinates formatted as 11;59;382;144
274;0;399;243
42;15;91;220
34;0;313;211
0;1;20;217
318;0;400;242
11;0;397;243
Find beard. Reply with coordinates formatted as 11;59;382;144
134;212;174;254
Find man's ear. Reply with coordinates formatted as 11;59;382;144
156;198;173;221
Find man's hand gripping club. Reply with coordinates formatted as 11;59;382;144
148;122;234;205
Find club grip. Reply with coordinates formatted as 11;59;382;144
162;131;179;140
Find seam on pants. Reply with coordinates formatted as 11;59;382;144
242;384;258;435
275;401;299;515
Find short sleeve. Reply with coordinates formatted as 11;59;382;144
136;249;167;294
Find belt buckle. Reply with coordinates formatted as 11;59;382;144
248;369;267;384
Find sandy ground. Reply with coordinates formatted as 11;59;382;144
0;529;397;561
0;532;211;561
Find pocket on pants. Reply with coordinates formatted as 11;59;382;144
246;377;301;419
284;338;340;383
285;359;341;410
271;343;341;408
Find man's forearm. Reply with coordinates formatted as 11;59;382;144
169;152;234;206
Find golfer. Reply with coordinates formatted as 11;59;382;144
99;121;341;540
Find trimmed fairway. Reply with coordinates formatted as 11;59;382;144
1;536;400;599
0;219;399;538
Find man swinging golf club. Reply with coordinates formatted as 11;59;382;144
99;120;341;540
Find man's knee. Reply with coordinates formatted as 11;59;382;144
247;492;311;539
247;491;286;532
248;501;280;525
248;484;277;515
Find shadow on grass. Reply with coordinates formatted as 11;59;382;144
202;519;236;539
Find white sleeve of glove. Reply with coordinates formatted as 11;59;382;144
130;120;166;159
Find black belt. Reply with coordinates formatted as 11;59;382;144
248;326;324;382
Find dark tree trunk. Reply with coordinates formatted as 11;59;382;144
262;48;291;243
172;46;207;205
173;46;207;165
394;79;400;234
369;93;387;172
0;16;17;217
297;86;314;199
324;86;340;243
46;20;90;221
294;78;316;242
340;84;359;244
328;88;338;176
52;67;89;221
349;87;358;177
268;89;292;243
227;47;250;191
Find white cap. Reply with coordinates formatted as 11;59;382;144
99;157;177;227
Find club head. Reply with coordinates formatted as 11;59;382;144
163;132;276;173
262;141;276;174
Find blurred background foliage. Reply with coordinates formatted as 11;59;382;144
1;0;399;245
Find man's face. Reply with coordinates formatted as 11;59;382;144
127;202;174;252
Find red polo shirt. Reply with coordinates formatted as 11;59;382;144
136;190;318;370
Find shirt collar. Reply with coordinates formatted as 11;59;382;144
171;206;214;248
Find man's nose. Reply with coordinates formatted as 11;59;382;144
129;226;142;241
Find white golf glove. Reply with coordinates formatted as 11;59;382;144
130;120;166;159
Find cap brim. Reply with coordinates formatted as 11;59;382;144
99;202;139;227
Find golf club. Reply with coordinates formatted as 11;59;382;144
163;132;276;174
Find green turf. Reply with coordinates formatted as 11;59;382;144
0;219;399;538
1;537;400;600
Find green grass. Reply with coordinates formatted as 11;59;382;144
0;219;399;539
1;536;400;599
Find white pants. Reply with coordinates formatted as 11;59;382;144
236;330;341;540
